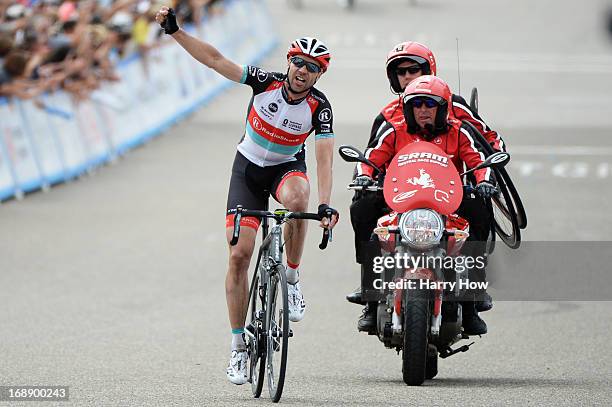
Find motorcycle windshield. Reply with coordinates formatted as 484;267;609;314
383;142;463;215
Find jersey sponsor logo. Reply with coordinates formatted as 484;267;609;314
271;73;285;81
248;66;258;76
320;123;331;132
257;69;268;82
310;93;325;103
251;115;303;144
268;102;279;113
282;118;304;132
318;108;331;123
252;116;265;132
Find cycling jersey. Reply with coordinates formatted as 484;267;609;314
368;95;506;152
237;65;335;167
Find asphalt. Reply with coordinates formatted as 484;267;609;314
1;0;611;405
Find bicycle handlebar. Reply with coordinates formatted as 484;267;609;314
228;206;331;249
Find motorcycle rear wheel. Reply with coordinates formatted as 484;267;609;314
402;287;431;386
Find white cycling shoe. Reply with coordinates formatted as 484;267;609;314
226;349;248;385
287;282;306;322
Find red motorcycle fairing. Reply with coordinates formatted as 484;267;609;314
383;142;463;215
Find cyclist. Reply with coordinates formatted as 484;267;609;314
352;75;496;336
155;7;339;385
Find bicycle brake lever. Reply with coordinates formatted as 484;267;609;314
319;227;330;250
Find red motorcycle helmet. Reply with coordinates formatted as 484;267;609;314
287;37;331;72
402;75;452;136
386;41;437;94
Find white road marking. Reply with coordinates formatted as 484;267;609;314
597;163;610;178
364;33;377;47
513;161;544;177
511;161;611;179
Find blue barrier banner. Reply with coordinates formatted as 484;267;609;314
0;0;277;202
0;99;42;194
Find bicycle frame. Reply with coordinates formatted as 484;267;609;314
244;217;284;342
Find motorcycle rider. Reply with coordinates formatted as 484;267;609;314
348;41;502;317
352;75;496;335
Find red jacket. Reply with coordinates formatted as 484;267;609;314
369;95;505;152
358;118;492;184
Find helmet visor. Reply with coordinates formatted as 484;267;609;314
403;94;446;106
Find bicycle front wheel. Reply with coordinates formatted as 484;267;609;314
247;272;265;397
266;264;289;402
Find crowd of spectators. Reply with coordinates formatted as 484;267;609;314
0;0;225;100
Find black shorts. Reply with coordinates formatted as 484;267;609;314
225;152;308;230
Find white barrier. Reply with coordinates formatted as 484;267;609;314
0;0;278;202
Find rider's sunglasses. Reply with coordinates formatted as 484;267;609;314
396;65;422;76
410;97;439;108
290;56;322;73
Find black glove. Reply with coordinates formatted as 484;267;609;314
354;175;374;187
161;8;179;35
318;204;339;222
476;181;498;198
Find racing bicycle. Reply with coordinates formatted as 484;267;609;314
228;205;331;402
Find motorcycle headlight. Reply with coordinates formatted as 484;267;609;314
398;209;444;250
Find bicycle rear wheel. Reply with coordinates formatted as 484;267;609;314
247;272;266;397
266;264;289;403
463;120;527;230
492;169;521;249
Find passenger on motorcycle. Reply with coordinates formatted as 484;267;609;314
351;75;496;336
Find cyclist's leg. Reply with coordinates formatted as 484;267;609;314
225;153;267;335
225;227;257;330
273;170;310;271
272;164;309;322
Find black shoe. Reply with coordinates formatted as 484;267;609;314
475;292;493;312
357;304;376;333
346;287;364;305
462;311;488;335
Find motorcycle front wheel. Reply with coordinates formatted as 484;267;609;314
402;286;431;386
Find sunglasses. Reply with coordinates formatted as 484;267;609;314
396;65;422;76
410;97;439;108
290;56;321;73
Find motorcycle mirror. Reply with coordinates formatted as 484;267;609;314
460;152;511;176
338;145;365;162
483;151;511;168
338;145;382;174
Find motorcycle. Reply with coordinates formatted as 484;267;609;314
339;142;510;385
